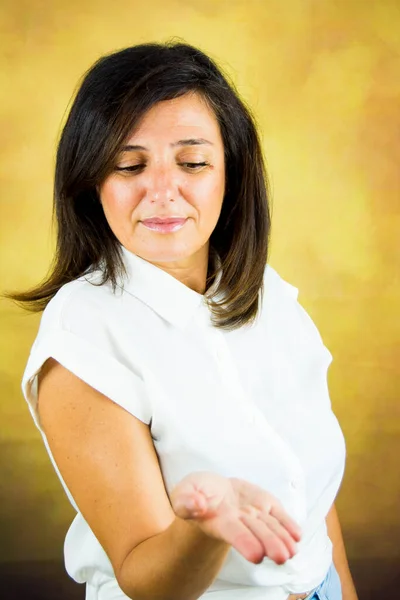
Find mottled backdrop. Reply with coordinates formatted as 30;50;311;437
0;0;399;598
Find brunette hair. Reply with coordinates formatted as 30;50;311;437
6;40;271;330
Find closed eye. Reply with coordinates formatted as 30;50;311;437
180;162;209;170
115;162;209;173
115;164;144;172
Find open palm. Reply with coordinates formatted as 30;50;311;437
170;471;302;565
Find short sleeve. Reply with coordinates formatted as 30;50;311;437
263;265;334;411
21;281;152;432
265;264;332;359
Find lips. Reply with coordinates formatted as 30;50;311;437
141;217;188;233
142;217;187;225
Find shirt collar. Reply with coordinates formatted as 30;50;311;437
117;245;222;329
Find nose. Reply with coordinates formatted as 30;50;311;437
144;164;177;204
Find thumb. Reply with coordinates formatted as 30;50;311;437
171;491;207;520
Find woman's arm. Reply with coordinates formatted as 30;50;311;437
38;358;302;600
326;503;358;600
38;359;230;600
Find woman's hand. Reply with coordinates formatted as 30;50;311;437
170;471;302;566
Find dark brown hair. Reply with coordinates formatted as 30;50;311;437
6;40;271;330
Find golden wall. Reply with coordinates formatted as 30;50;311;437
1;0;399;595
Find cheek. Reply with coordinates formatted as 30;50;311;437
101;180;138;221
190;171;225;211
200;176;225;219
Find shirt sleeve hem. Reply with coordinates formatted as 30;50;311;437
21;327;152;431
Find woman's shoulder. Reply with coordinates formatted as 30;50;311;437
23;270;152;431
40;270;118;332
262;263;331;356
263;263;299;302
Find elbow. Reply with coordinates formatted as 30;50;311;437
117;570;202;600
115;553;177;600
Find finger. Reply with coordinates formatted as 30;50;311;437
242;505;297;557
239;513;290;565
171;490;208;520
257;513;298;558
216;514;266;565
269;503;302;542
246;487;302;542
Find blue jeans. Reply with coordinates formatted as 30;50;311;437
305;562;342;600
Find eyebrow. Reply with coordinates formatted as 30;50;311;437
121;138;214;152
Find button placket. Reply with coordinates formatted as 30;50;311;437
201;308;307;519
211;331;258;426
214;330;307;502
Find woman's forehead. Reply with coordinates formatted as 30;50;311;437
126;95;221;144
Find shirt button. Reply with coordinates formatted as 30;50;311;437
290;480;301;490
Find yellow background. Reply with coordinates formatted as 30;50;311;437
1;0;399;595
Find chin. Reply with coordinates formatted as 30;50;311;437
135;243;199;264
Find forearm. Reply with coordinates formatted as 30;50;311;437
118;516;231;600
326;503;358;600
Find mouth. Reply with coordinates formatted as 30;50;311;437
140;217;188;233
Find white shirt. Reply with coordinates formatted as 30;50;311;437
22;245;346;600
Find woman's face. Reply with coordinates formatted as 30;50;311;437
98;92;225;288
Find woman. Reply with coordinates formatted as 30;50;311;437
11;42;358;600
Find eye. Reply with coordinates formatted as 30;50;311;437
114;161;209;174
115;164;144;173
180;162;209;170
